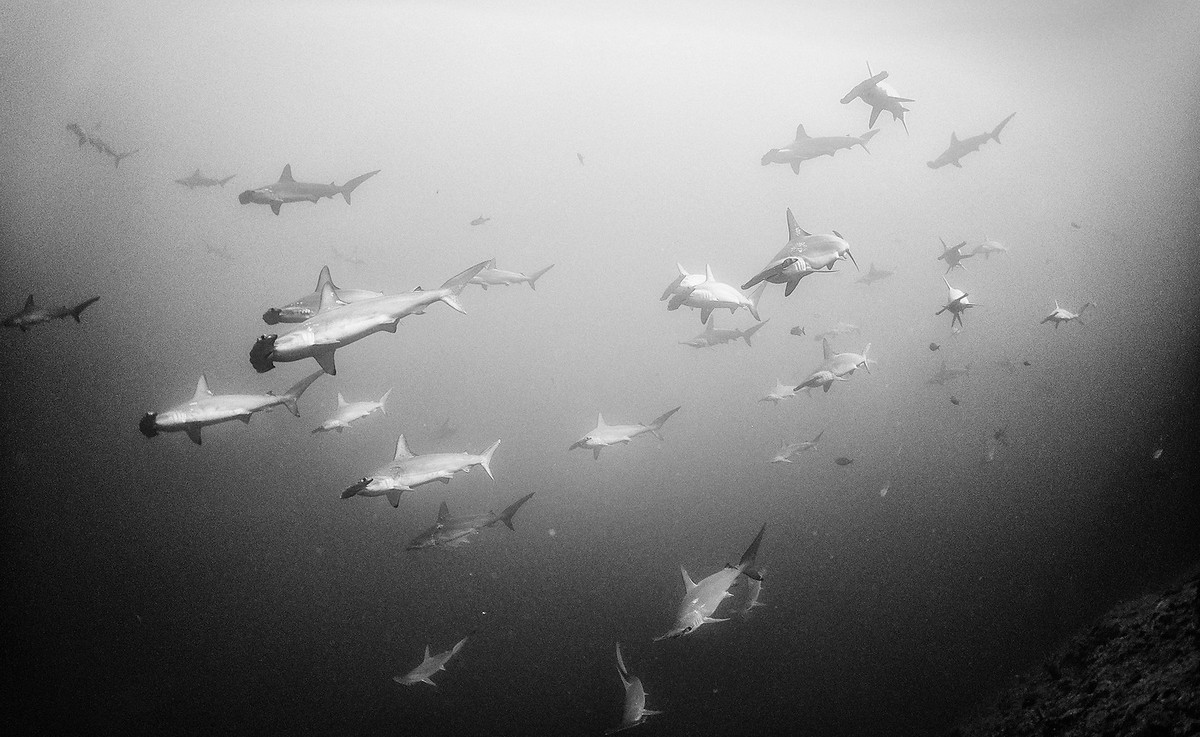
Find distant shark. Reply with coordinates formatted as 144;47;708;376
768;430;824;462
427;417;459;442
761;123;879;174
654;524;765;640
3;295;99;332
935;276;976;329
204;244;236;261
312;388;391;433
759;380;798;405
237;164;380;215
840;63;913;132
67;123;138;167
795;339;872;393
175;170;235;189
569;406;681;460
470;215;491;226
342;434;501;508
470;260;555;290
926;360;971;385
250;260;489;375
680;317;767;348
139;370;322;445
393;634;470;687
857;262;894;285
812;321;860;343
937;237;975;273
331;247;367;266
927;113;1016;169
668;265;765;325
262;265;382;325
1041;300;1092;329
606;643;663;734
406;492;535;550
971;238;1008;259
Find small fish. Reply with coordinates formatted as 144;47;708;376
1022;360;1031;366
949;395;960;405
1070;221;1081;229
790;325;806;336
928;342;940;351
577;152;585;166
879;485;890;497
1152;447;1163;460
834;457;853;466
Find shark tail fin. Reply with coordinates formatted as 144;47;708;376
860;344;872;373
747;283;766;321
438;260;492;314
280;370;323;416
340;169;380;204
738;524;767;579
70;296;101;322
113;149;138;168
498;492;534;531
742;319;768;347
991;112;1016;144
218;175;235;187
478;439;501;480
646;406;681;440
378;388;392;414
859;128;880;152
527;264;554;290
450;634;470;658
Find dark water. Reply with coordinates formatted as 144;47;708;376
2;3;1199;735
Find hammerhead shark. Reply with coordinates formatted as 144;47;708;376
606;643;663;734
342;434;501;508
667;265;765;325
569;406;681;460
760;124;879;174
262;265;383;325
759;380;798;405
972;238;1008;259
470;215;491;226
742;210;856;296
67;123;138;167
927;113;1016;169
470;260;555;290
813;321;860;343
926;360;972;385
680;317;768;348
139;370;322;445
175;170;235;189
3;295;99;332
1041;300;1092;329
393;634;470;687
857;262;894;285
654;523;766;641
660;264;705;304
237;164;380;215
737;566;767;616
250;260;489;374
840;63;913;132
406;492;535;550
795;339;872;393
937;237;975;273
936;276;976;329
312;388;391;433
768;430;824;462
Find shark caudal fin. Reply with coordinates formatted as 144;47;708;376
378;388;392;414
858;128;880;152
646;406;681;440
339;169;380;204
478;439;501;480
218;175;236;187
747;283;766;321
438;260;492;314
991;112;1016;144
112;150;138;168
738;524;767;580
280;370;324;416
527;264;555;290
498;492;535;530
741;319;768;347
859;344;872;373
70;296;101;322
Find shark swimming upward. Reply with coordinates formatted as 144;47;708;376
312;388;391;433
342;435;501;508
393;634;470;687
655;524;766;641
250;260;490;375
3;295;100;332
406;492;535;550
839;63;913;132
139;371;323;445
262;265;383;325
606;643;663;734
760;123;879;174
936;276;976;329
237;164;380;215
569;406;681;460
927;113;1016;169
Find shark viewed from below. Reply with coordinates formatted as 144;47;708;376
3;295;100;332
761;123;879;174
840;63;913;132
936;276;976;329
741;209;856;297
139;371;323;445
175;170;235;189
937;237;975;273
312;388;391;433
393;634;470;687
606;643;663;734
342;434;501;508
406;492;535;550
237;164;380;215
569;406;681;460
1041;300;1092;329
250;260;490;375
654;524;766;641
680;317;768;349
262;265;383;325
857;263;894;285
927;112;1016;169
795;339;873;394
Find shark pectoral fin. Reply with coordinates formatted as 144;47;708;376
642;709;665;717
314;351;337;376
239;414;252;424
386;491;402;508
790;161;800;174
270;202;281;215
421;678;437;687
702;616;729;624
185;426;202;445
592;448;601;461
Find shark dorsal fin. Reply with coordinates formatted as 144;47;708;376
950;132;959;145
794;123;809;140
596;412;606;428
193;375;212;399
785;209;810;239
394;434;416;460
423;645;431;660
317;282;340;314
279;164;294;182
822;338;832;361
704;264;715;283
437;501;450;522
681;566;697;592
22;295;34;311
337;393;348;408
676;263;687;276
315;265;335;292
